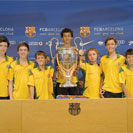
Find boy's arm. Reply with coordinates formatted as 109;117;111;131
119;67;129;98
79;49;86;67
99;74;105;98
121;83;130;98
8;81;13;100
28;69;35;99
8;63;14;100
29;85;34;99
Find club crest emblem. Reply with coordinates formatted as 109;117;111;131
80;27;90;37
25;26;36;38
69;103;81;116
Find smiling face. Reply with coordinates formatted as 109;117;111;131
127;55;133;67
0;42;8;56
36;55;46;66
18;46;29;59
105;39;117;54
62;32;72;46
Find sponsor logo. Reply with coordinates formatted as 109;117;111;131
117;40;125;45
98;41;104;46
9;41;16;45
129;41;133;45
28;41;43;46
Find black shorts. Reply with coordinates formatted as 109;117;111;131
0;96;9;100
56;83;80;96
103;91;122;98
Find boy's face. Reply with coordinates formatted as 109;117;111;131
105;40;117;53
87;50;98;63
0;42;8;56
36;55;46;66
127;55;133;66
62;32;72;45
18;46;29;59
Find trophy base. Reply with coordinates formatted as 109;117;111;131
60;83;77;88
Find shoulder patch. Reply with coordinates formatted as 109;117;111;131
119;68;124;73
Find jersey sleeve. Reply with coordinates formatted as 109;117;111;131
8;62;14;81
27;69;35;86
80;61;86;70
119;67;125;84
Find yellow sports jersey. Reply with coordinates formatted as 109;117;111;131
28;66;54;100
119;65;133;97
0;56;13;97
100;53;125;93
8;59;34;99
81;62;102;98
56;71;78;84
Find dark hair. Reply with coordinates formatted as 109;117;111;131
0;36;10;47
125;49;133;57
17;42;29;51
61;28;73;37
35;51;47;59
105;36;117;46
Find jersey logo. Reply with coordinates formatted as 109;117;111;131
117;62;120;66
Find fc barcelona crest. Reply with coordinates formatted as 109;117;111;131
80;27;90;37
25;26;36;38
69;103;81;116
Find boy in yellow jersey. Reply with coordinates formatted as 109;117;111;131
100;37;125;98
28;51;54;99
8;42;34;100
119;49;133;98
79;48;102;98
55;28;79;96
0;36;13;99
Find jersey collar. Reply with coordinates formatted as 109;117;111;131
16;58;31;65
106;52;120;58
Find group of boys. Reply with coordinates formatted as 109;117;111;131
0;28;132;100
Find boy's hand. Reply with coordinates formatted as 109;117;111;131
79;49;86;56
100;89;105;98
79;81;83;88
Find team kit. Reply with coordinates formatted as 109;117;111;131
0;28;132;100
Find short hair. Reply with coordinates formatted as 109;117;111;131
35;51;47;59
17;42;29;51
86;48;100;58
125;49;133;58
61;28;73;38
0;36;10;47
105;36;117;46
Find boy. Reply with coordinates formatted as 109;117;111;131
100;36;125;98
28;51;54;99
119;49;133;98
79;48;102;98
55;28;79;96
8;42;34;100
0;36;13;99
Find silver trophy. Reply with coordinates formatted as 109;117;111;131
57;47;78;87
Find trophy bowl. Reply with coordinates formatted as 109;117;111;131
57;47;78;87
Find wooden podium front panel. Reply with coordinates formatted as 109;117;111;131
22;99;127;133
127;99;133;132
0;101;21;133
